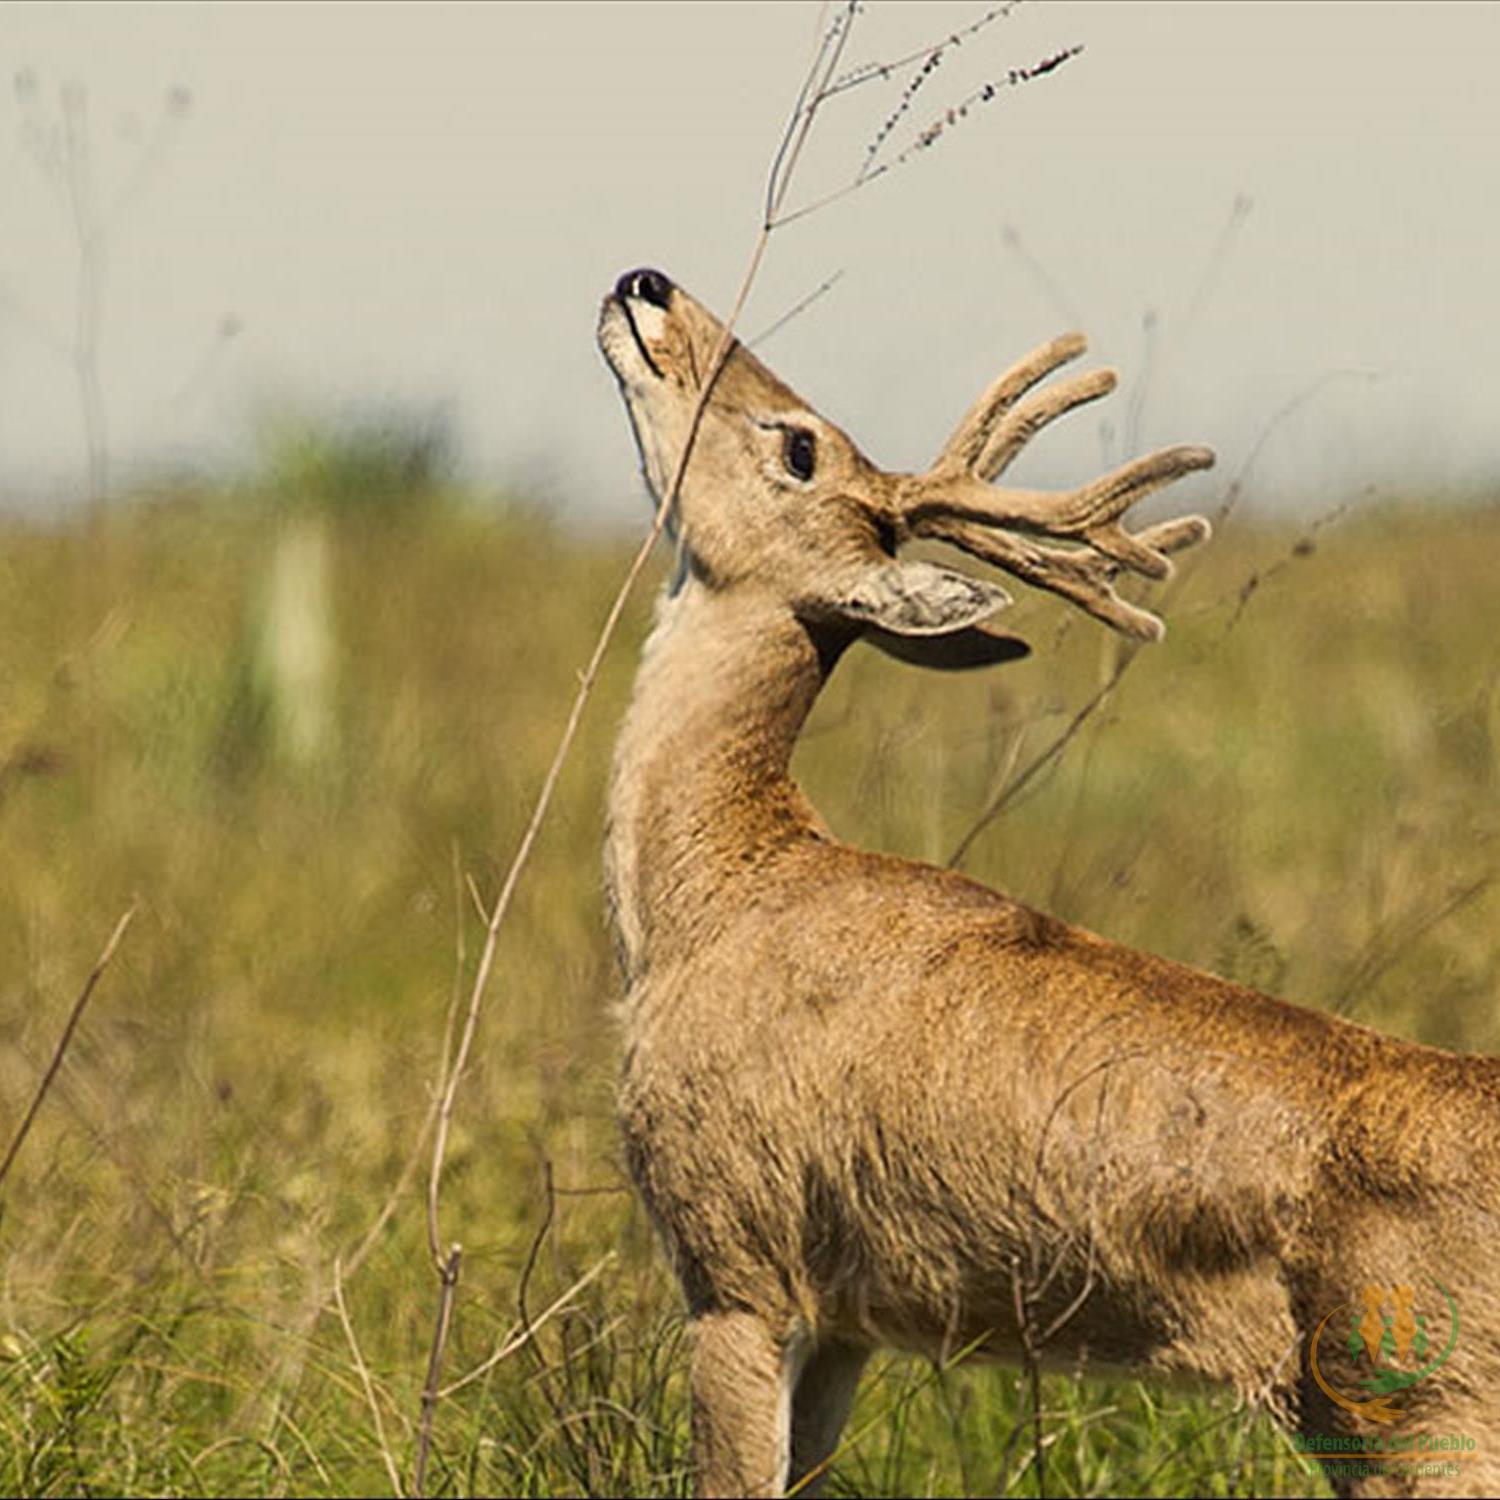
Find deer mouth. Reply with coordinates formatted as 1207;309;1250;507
600;272;687;507
619;298;664;381
600;296;664;383
600;267;675;384
598;298;657;387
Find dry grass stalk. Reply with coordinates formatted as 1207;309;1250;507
410;1244;460;1497
332;1254;405;1497
0;905;135;1196
392;7;1084;1487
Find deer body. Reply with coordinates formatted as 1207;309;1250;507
599;269;1500;1497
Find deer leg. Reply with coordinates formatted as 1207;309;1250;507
690;1309;800;1499
788;1338;870;1497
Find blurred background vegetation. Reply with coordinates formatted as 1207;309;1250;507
0;414;1497;1494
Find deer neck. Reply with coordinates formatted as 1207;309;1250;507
606;579;835;986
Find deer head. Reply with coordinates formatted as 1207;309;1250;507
598;267;1213;663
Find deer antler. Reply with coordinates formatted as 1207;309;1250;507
897;335;1214;640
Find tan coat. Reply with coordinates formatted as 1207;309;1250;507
599;267;1500;1498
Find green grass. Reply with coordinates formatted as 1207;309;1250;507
1;482;1496;1495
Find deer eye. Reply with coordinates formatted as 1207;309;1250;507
782;427;816;482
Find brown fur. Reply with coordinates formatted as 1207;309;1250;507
598;270;1500;1498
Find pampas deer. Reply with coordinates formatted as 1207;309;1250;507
598;266;1500;1499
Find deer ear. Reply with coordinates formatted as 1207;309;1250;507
866;623;1031;671
827;561;1012;637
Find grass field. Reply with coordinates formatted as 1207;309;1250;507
1;477;1496;1496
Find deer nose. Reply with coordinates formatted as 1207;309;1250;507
616;268;673;309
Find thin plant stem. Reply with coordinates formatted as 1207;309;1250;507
0;906;135;1194
947;655;1134;868
748;269;846;349
438;1255;611;1401
411;1244;461;1498
407;5;1082;1478
419;247;759;1270
421;0;875;1289
827;2;1021;103
333;1255;405;1498
410;4;871;1473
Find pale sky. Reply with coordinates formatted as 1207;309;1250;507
2;1;1498;521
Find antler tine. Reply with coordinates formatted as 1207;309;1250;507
912;446;1215;640
937;331;1087;473
1064;444;1216;579
921;514;1195;642
976;365;1118;482
1134;515;1213;557
909;444;1214;542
